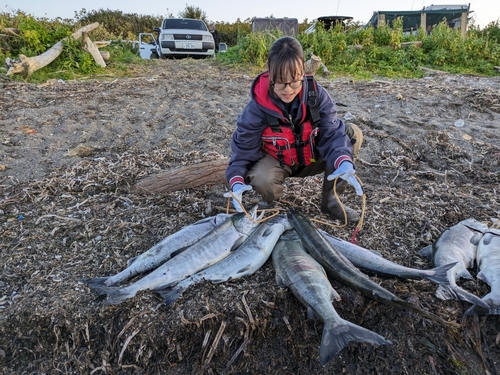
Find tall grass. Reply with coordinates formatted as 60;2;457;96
1;9;499;82
228;17;500;79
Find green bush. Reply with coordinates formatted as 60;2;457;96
2;7;499;81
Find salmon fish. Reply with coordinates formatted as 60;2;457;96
418;218;489;308
287;209;453;327
465;227;500;315
318;229;456;286
81;213;231;287
157;215;291;306
272;231;391;365
86;207;261;305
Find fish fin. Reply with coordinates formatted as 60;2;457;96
307;306;318;320
249;205;261;221
319;319;391;366
417;245;433;260
236;264;252;275
482;233;493;246
262;225;275;237
214;213;232;223
465;293;500;315
476;270;488;283
230;237;245;251
155;286;184;307
464;304;493;316
435;285;490;308
104;288;135;305
424;262;458;285
470;232;483;246
275;272;286;287
126;256;138;267
170;247;187;258
80;276;110;290
456;269;473;280
330;287;342;302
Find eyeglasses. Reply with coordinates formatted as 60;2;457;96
272;80;304;90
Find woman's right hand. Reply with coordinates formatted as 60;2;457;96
223;183;253;212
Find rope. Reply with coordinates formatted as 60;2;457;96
491;218;500;229
310;175;366;244
225;190;280;223
224;175;367;242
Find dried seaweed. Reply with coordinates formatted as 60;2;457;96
0;59;499;374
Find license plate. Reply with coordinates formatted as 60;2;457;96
183;42;195;49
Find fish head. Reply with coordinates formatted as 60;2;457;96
232;205;261;234
266;214;293;231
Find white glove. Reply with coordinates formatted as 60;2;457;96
223;183;253;212
327;162;364;196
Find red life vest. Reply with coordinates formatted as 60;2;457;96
260;75;321;167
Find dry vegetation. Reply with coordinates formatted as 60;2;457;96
0;59;499;374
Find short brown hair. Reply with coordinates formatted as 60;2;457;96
267;37;305;90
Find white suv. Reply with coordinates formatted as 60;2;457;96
155;18;215;58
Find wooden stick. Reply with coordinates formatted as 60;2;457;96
5;22;100;76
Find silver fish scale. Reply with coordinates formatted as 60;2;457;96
419;218;490;307
103;212;259;304
105;213;231;286
272;236;391;365
431;219;488;274
272;238;342;322
476;228;500;297
172;219;288;291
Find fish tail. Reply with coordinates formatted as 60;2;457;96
436;285;490;308
319;319;391;366
465;293;500;316
104;287;135;305
80;277;110;290
156;286;185;307
424;262;458;286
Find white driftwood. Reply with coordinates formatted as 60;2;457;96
5;22;100;76
305;54;322;75
3;28;20;37
305;53;331;76
84;34;106;67
94;41;111;48
401;41;423;49
100;51;111;60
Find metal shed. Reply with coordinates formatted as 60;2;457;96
366;4;470;37
251;18;299;37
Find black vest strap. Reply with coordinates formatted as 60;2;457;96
306;75;321;127
265;113;281;132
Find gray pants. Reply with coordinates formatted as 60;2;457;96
246;123;363;203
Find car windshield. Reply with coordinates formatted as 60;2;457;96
163;19;207;31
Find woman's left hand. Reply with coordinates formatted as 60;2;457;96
327;162;364;195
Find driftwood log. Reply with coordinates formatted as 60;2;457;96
133;158;228;194
305;53;331;76
5;22;101;76
83;34;106;67
401;41;423;49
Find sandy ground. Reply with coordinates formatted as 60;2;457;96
0;58;499;374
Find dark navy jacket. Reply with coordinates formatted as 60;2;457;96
226;71;354;188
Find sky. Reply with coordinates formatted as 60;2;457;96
4;0;500;29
